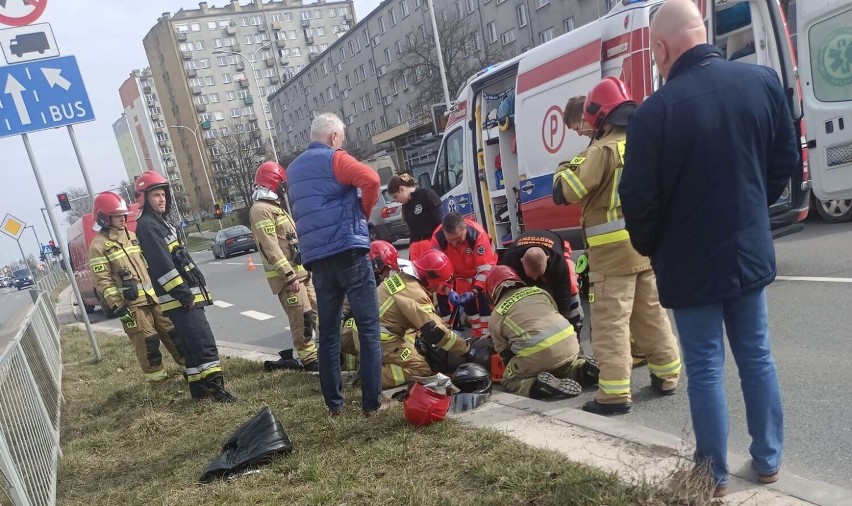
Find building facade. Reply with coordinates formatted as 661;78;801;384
112;114;143;181
143;0;355;214
268;0;613;175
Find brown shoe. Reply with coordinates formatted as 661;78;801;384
363;398;398;417
751;460;779;484
713;485;728;497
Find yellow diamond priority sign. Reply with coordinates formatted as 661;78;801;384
1;213;26;240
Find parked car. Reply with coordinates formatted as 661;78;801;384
369;185;410;243
12;268;34;290
212;225;256;258
0;277;13;288
810;195;852;223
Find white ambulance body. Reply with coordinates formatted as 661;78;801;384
428;0;808;250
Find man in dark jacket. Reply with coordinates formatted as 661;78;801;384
618;0;799;495
286;112;384;416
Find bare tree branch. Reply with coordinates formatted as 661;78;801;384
210;121;271;206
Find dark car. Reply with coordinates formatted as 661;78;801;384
12;268;34;290
211;225;256;258
368;186;410;243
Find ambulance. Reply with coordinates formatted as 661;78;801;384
427;0;811;251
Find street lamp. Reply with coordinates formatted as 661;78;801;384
171;121;223;230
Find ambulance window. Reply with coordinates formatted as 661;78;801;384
807;8;852;102
433;127;465;195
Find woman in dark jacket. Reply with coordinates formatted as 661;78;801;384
388;174;442;261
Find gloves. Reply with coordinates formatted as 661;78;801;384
114;305;135;326
448;290;473;307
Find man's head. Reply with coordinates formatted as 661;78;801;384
147;188;168;215
93;191;130;230
442;212;467;248
563;96;594;138
109;215;127;230
520;247;548;281
134;170;171;216
310;112;346;149
650;0;707;79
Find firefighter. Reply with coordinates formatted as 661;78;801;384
431;212;497;338
134;171;237;403
88;191;185;382
249;161;319;372
486;266;598;399
552;77;681;415
500;229;584;334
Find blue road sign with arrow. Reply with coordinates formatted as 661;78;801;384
0;55;94;138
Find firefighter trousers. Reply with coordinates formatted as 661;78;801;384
342;319;432;388
502;356;581;398
121;304;185;382
165;306;225;399
276;278;318;366
589;269;682;404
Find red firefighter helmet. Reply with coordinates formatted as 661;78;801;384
403;382;452;427
412;250;454;294
134;170;172;211
369;240;399;277
485;265;525;304
93;191;130;229
583;76;637;133
255;161;287;196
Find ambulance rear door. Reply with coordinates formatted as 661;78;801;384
797;1;852;200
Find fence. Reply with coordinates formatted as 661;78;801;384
34;265;67;294
0;291;63;506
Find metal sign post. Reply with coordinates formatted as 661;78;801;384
22;132;100;361
67;124;94;199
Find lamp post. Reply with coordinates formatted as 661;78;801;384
426;0;452;109
171;121;222;230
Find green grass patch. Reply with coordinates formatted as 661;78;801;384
184;235;211;253
51;280;69;304
58;327;712;506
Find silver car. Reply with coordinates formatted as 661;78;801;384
368;186;410;243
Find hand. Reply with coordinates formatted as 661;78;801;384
181;297;195;309
288;278;301;293
449;291;473;307
114;305;134;325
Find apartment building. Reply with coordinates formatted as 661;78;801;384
268;0;612;176
143;0;355;213
114;68;187;212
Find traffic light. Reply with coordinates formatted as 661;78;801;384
57;192;71;211
214;204;223;220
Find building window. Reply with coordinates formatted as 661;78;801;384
378;16;385;33
214;38;223;48
317;26;326;36
407;32;416;49
535;0;550;8
539;27;554;43
466;0;475;14
473;32;482;51
288;30;297;40
329;7;337;17
207;21;217;30
205;76;215;86
501;29;516;46
563;17;575;33
395;40;403;56
191;22;201;32
487;22;497;43
390;8;397;26
292;47;301;56
401;0;410;17
517;4;528;27
222;73;232;84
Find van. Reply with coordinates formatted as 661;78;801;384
9;32;50;57
429;0;809;251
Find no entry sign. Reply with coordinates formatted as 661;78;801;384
0;0;48;27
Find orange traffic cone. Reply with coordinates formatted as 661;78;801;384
247;256;256;271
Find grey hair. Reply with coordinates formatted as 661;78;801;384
310;113;345;140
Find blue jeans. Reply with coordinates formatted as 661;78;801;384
310;250;382;412
672;287;783;486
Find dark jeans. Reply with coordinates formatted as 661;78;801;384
310;249;382;412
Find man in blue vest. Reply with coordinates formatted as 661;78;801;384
286;112;384;416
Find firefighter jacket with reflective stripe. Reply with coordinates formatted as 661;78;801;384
249;199;306;294
88;227;156;310
136;211;212;312
431;218;498;292
553;128;650;276
378;273;470;357
490;285;577;366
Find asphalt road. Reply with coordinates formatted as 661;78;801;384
0;286;36;354
82;223;852;488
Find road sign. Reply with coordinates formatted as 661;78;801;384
0;22;59;63
0;213;25;240
223;203;233;214
40;243;51;255
0;55;94;138
0;0;47;27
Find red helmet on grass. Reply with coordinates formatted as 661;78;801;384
403;382;452;427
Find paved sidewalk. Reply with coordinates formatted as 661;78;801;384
59;286;852;505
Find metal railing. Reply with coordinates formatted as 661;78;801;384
34;266;67;294
0;291;63;506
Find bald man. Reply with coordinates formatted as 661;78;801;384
619;0;799;496
500;230;583;334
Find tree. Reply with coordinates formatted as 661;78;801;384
391;9;506;118
211;122;271;206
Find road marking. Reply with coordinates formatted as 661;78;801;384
209;261;223;265
241;310;274;321
212;300;233;308
776;276;852;284
225;262;244;265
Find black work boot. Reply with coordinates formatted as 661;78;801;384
582;400;632;415
529;372;582;399
650;374;677;396
572;356;600;388
207;375;238;403
263;349;304;372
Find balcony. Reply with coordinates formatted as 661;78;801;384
225;25;236;35
186;68;197;77
150;112;161;120
155;126;164;134
270;75;280;83
306;35;314;44
196;104;207;112
143;85;152;94
257;23;267;32
177;32;187;41
244;95;254;105
236;61;245;71
279;56;289;65
158;139;168;147
300;19;310;28
308;53;318;61
238;78;249;88
247;114;258;122
344;13;354;23
251;130;262;139
205;137;216;146
181;50;192;60
276;39;286;48
271;21;284;31
191;85;202;95
264;57;275;67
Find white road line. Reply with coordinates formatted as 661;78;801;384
225;262;243;265
776;276;852;284
241;310;275;321
209;261;223;265
212;300;233;308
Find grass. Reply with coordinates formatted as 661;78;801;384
185;235;212;253
58;327;714;506
50;279;69;304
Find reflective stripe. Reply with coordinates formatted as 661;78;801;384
103;286;119;297
586;229;630;247
389;364;406;386
648;357;682;378
585;218;626;238
254;219;275;230
297;342;318;358
185;360;220;376
272;258;289;270
89;256;107;267
607;166;623;222
556;170;588;199
380;332;397;342
144;369;168;382
167;241;180;253
598;378;631;395
495;287;543;315
186;365;223;382
379;296;396;316
440;331;459;351
162;276;185;292
417;303;434;313
513;324;574;358
157;269;181;286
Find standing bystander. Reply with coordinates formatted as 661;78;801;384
388;173;443;261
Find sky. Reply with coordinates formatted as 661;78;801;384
0;0;381;267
